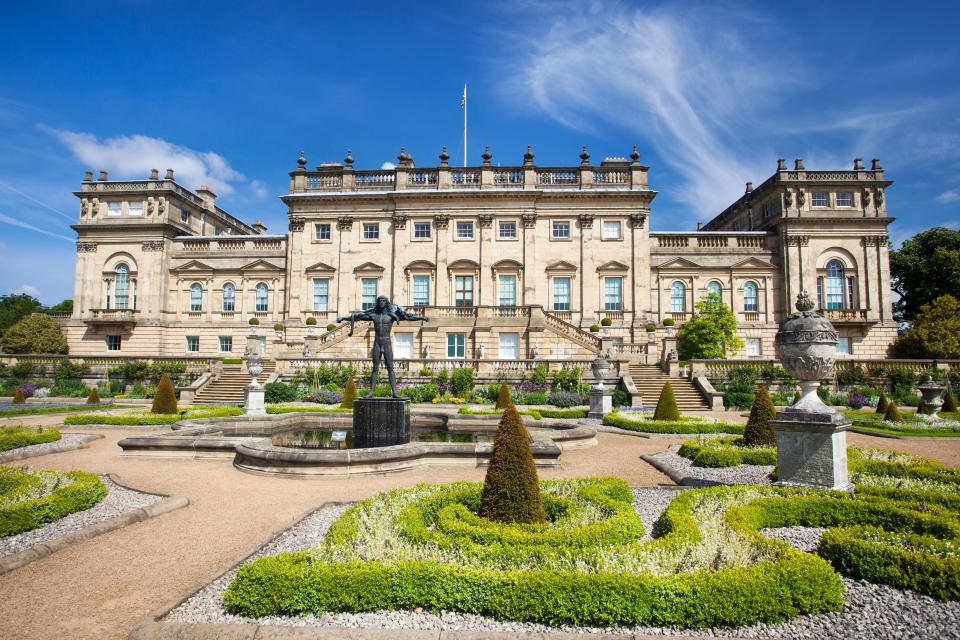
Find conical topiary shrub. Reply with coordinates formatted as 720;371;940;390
793;389;801;405
12;390;25;404
86;386;100;404
884;401;903;423
653;382;680;421
479;404;546;524
943;390;958;413
495;383;512;409
151;373;178;414
875;392;889;414
743;385;776;447
340;378;357;409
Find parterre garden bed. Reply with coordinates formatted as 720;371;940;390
0;401;118;418
846;410;960;437
63;404;244;426
0;426;61;452
0;466;107;537
602;409;745;435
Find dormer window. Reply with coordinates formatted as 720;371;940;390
812;192;829;207
107;202;122;217
836;192;853;207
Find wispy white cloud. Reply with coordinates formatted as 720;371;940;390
0;212;73;241
12;284;40;297
40;126;247;195
250;179;268;198
381;161;396;170
936;190;960;204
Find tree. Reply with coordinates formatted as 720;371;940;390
495;383;512;409
0;313;68;354
479;404;546;524
894;295;960;359
743;385;776;447
48;299;73;314
151;373;178;414
653;382;680;421
0;294;43;337
891;227;960;323
677;293;744;360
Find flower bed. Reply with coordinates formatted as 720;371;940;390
0;467;107;537
847;410;960;437
602;410;744;435
63;404;243;426
0;426;61;452
0;402;118;418
457;407;588;420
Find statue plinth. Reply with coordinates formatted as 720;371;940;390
353;397;410;448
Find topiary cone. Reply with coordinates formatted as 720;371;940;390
875;392;889;414
653;382;680;421
340;378;357;409
942;390;957;413
86;386;100;404
884;401;903;423
793;389;801;405
743;385;777;447
151;373;178;414
495;383;512;409
479;404;546;524
12;390;25;404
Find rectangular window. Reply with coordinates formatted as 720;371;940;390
412;275;430;306
447;333;465;359
604;277;623;311
499;332;519;359
394;333;413;359
762;202;772;218
553;277;571;311
551;221;570;239
602;220;622;240
812;192;829;207
745;338;761;357
455;275;474;307
180;209;189;223
817;277;824;310
219;336;233;353
498;275;517;306
361;278;378;310
314;223;331;241
836;192;853;207
186;336;200;353
362;223;380;240
498;221;517;239
733;220;741;231
312;278;329;311
128;201;143;216
413;222;431;239
213;227;221;236
455;221;474;239
107;202;122;217
259;336;267;355
106;335;122;351
836;337;851;355
847;277;856;309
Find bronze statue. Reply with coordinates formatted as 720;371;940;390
338;296;428;398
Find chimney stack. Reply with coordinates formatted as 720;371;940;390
853;158;864;170
196;185;217;211
150;168;159;180
871;158;883;171
794;158;805;170
745;181;753;193
777;158;787;170
83;170;93;182
252;220;268;235
98;170;108;181
165;168;175;180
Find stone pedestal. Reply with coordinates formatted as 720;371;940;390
353;397;410;448
772;409;852;491
244;383;266;416
588;388;612;419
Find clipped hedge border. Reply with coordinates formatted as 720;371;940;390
0;470;107;537
603;412;745;435
457;407;588;420
63;405;244;425
0;427;61;452
265;405;352;415
0;403;118;418
677;436;776;467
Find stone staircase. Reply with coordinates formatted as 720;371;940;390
193;361;276;404
543;312;601;352
628;364;709;411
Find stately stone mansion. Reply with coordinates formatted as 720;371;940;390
62;147;897;367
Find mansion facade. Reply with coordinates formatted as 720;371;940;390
62;148;897;364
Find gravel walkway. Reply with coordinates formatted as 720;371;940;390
647;444;775;486
166;488;960;639
0;433;98;462
0;475;163;558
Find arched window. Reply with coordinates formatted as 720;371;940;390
190;283;203;312
706;281;722;299
743;282;758;312
670;281;686;313
255;283;269;312
825;260;845;310
114;264;130;309
222;283;236;312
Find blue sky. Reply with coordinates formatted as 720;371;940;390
1;1;958;304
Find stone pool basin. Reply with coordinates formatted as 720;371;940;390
117;411;597;477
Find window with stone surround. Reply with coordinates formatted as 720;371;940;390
455;221;474;240
186;336;200;352
553;277;571;311
743;281;759;312
190;283;203;312
812;192;829;207
222;283;236;312
128;201;143;216
602;220;622;240
836;192;853;207
106;335;121;351
447;333;465;359
394;333;413;359
604;277;622;311
315;223;331;241
498;221;517;239
362;223;380;240
670;281;686;313
745;338;761;356
107;202;122;217
707;281;722;299
498;275;517;306
115;264;130;309
499;332;519;359
255;283;269;312
412;275;430;306
551;221;570;239
313;278;329;311
836;337;851;355
413;222;431;239
455;275;474;307
219;336;233;353
361;278;378;310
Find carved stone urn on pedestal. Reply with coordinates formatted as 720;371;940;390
917;375;946;417
588;354;613;419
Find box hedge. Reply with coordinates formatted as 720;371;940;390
0;468;106;537
0;426;61;452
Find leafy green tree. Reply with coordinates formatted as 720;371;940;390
0;294;43;337
1;314;68;354
677;293;744;360
891;227;960;322
47;299;73;314
894;295;960;358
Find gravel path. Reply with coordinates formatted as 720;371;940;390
647;444;775;486
166;489;960;639
0;475;163;558
760;526;827;553
0;433;97;462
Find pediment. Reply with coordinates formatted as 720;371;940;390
730;257;775;270
170;260;215;273
240;259;284;272
492;259;524;271
353;261;385;274
304;260;336;274
655;257;701;270
596;260;630;273
404;260;436;272
545;260;578;273
448;259;480;271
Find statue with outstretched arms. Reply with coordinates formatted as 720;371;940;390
337;296;429;398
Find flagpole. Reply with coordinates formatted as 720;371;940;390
463;84;468;167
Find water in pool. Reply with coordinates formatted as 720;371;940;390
271;426;487;450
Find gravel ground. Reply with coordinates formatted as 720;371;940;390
166;489;960;639
0;475;163;558
648;443;775;486
0;433;97;462
760;526;827;553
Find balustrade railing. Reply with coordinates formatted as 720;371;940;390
742;311;760;322
669;312;689;322
494;169;523;187
450;170;481;188
407;170;438;188
537;169;579;186
822;308;869;321
355;171;395;190
86;309;139;322
306;174;343;190
592;169;628;185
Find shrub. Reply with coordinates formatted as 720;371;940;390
550;367;582;393
15;383;36;398
50;380;87;397
450;368;475;398
724;388;755;410
836;364;866;386
600;317;612;327
433;369;449;385
530;363;548;386
0;313;68;354
612;388;630;407
523;390;549;405
274;323;285;332
589;324;600;332
547;392;582;408
794;390;801;404
943;390;958;413
55;359;89;384
847;391;869;410
248;317;259;325
645;323;657;332
12;390;25;404
86;386;100;404
743;386;776;447
678;436;777;467
875;392;889;414
663;317;675;326
341;378;358;409
326;323;337;331
265;382;299;403
0;426;61;452
305;316;317;326
64;405;242;425
151;373;178;414
312;389;344;404
0;468;107;536
653;382;680;421
884;401;903;423
478;405;546;524
495;383;512;409
222;358;243;365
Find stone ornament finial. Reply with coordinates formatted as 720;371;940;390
795;290;815;312
297;151;307;169
853;158;864;170
481;146;492;166
98;170;108;181
775;290;840;417
630;145;640;164
523;145;535;166
439;146;450;166
344;150;354;167
165;168;175;180
579;146;590;166
871;158;883;171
